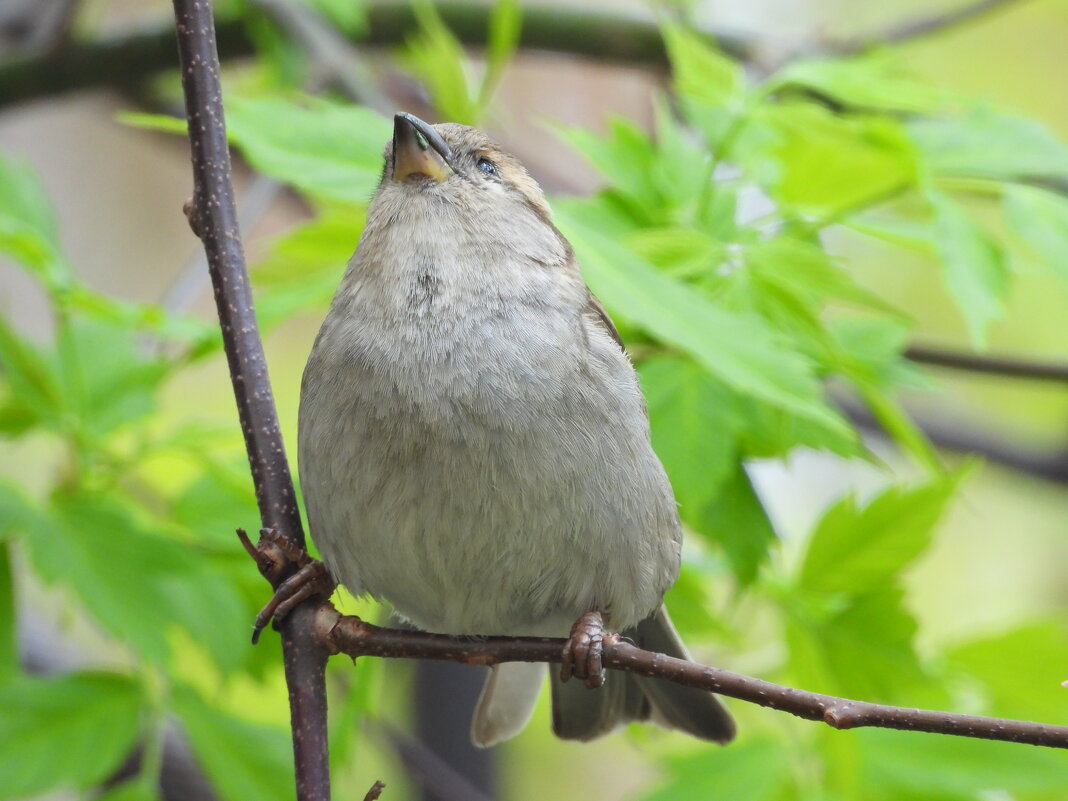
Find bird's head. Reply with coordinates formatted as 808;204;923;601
359;113;570;267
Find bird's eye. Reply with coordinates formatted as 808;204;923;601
476;158;496;175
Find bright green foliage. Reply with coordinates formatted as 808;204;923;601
1003;184;1068;280
909;107;1068;182
0;152;294;799
927;189;1008;347
785;475;965;701
295;0;367;34
227;97;390;203
768;53;950;113
857;730;1068;798
399;0;521;125
173;687;295;801
0;672;143;799
797;471;967;595
4;5;1068;801
643;738;788;801
23;490;248;670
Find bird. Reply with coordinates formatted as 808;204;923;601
297;112;735;747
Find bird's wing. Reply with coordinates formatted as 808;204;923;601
584;291;627;354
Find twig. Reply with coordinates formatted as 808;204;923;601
832;0;1031;56
0;1;756;110
906;344;1068;383
838;393;1068;484
315;608;1068;750
170;2;330;800
162;173;285;315
369;720;496;801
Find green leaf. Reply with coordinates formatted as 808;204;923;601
786;587;933;701
479;0;522;109
0;672;143;800
401;0;478;124
642;738;787;801
697;463;778;586
0;543;13;681
0;314;63;434
226;96;390;203
556;208;850;437
641;355;779;584
856;385;941;475
640;354;739;510
23;491;247;670
58;317;169;438
625;227;721;277
948;620;1068;722
663;561;733;640
909;107;1068;181
1003;184;1068;281
95;780;161;801
663;23;744;110
0;153;69;290
296;0;366;33
769;54;949;113
858;729;1068;796
172;468;258;547
252;207;363;323
556;119;660;219
173;686;294;801
756;102;916;215
830;316;924;390
744;238;901;315
928;189;1009;348
798;472;966;595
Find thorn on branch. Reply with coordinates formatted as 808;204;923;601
182;195;203;238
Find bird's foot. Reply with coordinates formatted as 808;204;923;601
560;610;609;689
238;528;336;644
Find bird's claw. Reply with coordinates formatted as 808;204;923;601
238;528;335;644
560;610;607;689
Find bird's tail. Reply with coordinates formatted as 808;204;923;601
469;606;735;746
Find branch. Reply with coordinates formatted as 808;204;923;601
836;392;1068;484
906;344;1068;383
831;0;1032;56
0;1;754;110
314;607;1068;750
169;2;329;800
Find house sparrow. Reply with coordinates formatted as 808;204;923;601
298;112;735;747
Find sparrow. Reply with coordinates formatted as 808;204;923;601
298;112;735;747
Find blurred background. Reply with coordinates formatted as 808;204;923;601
2;1;1068;800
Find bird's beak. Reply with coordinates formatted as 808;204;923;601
392;112;455;183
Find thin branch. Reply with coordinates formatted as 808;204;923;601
369;720;497;801
832;0;1032;56
0;1;754;110
906;344;1068;383
836;392;1068;484
170;2;329;800
315;607;1068;750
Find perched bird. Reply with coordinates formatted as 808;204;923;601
298;112;735;747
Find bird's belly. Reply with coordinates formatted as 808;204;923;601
299;292;679;636
301;371;677;636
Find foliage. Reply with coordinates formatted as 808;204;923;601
3;2;1068;800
